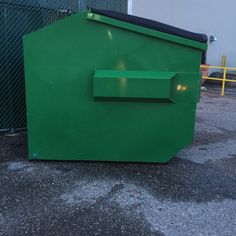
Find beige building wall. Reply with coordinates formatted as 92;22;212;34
132;0;236;66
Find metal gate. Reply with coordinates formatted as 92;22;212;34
0;0;128;132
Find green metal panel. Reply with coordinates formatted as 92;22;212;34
93;70;176;100
24;12;207;163
87;13;207;51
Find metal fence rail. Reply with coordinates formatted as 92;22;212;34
0;0;127;132
201;65;236;96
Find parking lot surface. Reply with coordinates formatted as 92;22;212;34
0;90;236;236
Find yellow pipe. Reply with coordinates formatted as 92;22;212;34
201;64;236;96
203;77;236;82
200;65;236;71
203;77;223;81
201;65;231;70
221;67;227;96
221;55;227;67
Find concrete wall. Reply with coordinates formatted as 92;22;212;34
132;0;236;66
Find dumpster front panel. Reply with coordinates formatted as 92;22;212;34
24;12;206;163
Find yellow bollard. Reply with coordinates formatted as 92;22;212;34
221;55;227;67
221;66;227;96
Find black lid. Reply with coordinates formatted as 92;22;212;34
91;8;208;44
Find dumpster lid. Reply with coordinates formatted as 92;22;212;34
90;8;208;44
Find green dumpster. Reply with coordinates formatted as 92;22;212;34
23;9;208;163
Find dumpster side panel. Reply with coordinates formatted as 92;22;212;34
24;12;203;163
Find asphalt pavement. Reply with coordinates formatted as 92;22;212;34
0;89;236;236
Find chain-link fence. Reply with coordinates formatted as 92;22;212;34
0;0;128;132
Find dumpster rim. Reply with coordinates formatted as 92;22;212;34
87;12;207;51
